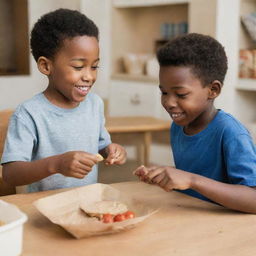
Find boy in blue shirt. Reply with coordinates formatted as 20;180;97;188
134;33;256;213
1;9;126;192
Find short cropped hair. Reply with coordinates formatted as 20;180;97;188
157;33;228;85
30;8;99;61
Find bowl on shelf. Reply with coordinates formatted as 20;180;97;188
122;53;148;75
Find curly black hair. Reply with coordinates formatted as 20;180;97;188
30;8;99;61
157;33;228;85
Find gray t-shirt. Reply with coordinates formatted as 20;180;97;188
1;92;111;192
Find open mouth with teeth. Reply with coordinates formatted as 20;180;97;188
75;85;91;96
170;112;185;122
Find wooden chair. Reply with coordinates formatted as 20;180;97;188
0;110;16;195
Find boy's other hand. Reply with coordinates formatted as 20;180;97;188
134;165;193;191
104;143;127;165
56;151;99;179
133;165;149;182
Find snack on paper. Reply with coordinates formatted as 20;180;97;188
34;183;158;238
80;200;128;219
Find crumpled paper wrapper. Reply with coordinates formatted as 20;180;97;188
33;183;158;238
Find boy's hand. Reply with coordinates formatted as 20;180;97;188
56;151;100;179
104;143;127;165
133;165;149;182
134;165;193;191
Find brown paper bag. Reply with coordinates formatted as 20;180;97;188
34;183;158;238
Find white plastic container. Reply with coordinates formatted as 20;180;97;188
0;200;27;256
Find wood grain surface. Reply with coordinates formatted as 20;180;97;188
2;181;256;256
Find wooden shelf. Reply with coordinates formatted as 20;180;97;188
111;73;158;84
111;4;188;74
0;0;29;76
113;0;190;8
236;79;256;91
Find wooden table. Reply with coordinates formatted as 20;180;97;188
2;181;256;256
105;117;170;166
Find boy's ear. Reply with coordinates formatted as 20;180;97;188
37;56;52;75
208;80;222;99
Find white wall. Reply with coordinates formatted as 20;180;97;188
214;0;240;117
0;0;80;110
80;0;112;99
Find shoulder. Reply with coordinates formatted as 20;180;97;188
215;110;249;136
13;93;44;122
19;93;44;108
214;111;255;150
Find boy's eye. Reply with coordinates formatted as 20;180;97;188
177;93;188;98
91;65;99;70
73;66;83;70
159;89;167;95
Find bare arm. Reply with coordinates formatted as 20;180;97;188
134;166;256;214
2;156;59;186
2;151;100;186
191;173;256;213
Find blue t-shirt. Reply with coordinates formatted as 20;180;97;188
1;92;111;192
171;110;256;202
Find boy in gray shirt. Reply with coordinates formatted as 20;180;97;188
1;9;127;192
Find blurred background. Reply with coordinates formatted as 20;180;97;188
0;0;255;185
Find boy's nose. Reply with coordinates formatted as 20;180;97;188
163;96;177;109
82;69;93;82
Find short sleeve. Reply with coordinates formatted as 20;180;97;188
1;112;37;164
224;134;256;186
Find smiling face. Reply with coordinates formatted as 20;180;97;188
159;66;218;134
40;35;99;108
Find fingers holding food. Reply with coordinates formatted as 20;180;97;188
133;165;148;176
95;153;104;162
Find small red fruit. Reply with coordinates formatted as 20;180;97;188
102;214;113;223
113;214;126;222
124;211;135;219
